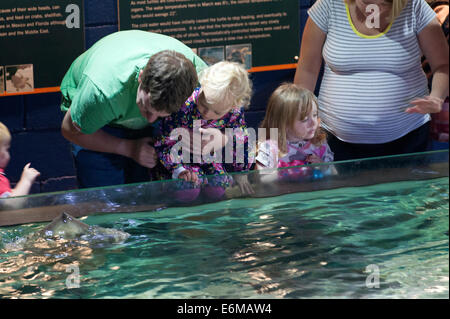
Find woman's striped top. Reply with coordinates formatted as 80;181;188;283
308;0;437;143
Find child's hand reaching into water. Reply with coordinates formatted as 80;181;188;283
233;174;254;195
306;154;323;164
178;170;200;184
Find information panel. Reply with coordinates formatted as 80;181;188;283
118;0;299;71
0;0;84;96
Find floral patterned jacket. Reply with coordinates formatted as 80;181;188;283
154;87;254;178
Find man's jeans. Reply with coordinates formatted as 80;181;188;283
71;125;155;189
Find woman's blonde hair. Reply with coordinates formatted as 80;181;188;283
0;122;11;144
346;0;409;21
199;61;252;110
260;83;326;155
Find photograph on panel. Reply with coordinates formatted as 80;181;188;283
198;46;224;66
0;67;4;94
226;44;252;70
5;64;34;93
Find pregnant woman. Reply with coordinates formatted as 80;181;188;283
294;0;449;160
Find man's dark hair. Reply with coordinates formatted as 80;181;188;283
140;50;198;114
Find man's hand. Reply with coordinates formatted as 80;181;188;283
129;137;158;168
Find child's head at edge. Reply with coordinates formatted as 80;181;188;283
197;61;252;120
260;83;327;154
0;122;11;169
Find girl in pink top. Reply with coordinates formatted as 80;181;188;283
256;84;334;179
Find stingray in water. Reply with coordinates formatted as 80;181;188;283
4;212;130;251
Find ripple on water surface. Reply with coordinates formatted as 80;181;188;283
0;178;448;298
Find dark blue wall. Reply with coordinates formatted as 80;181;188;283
0;0;315;194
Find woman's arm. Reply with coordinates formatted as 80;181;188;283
293;17;327;91
407;18;449;114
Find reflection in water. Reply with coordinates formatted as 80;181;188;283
0;231;124;298
0;178;448;298
0;243;86;298
228;207;333;298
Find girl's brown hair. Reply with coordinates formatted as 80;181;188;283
260;83;326;155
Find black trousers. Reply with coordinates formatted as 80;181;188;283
327;122;431;162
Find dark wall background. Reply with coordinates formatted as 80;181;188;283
0;0;316;194
2;0;447;194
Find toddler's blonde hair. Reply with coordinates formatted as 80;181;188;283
199;61;252;110
260;83;326;155
0;122;11;144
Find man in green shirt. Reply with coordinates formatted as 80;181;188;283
60;30;207;188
